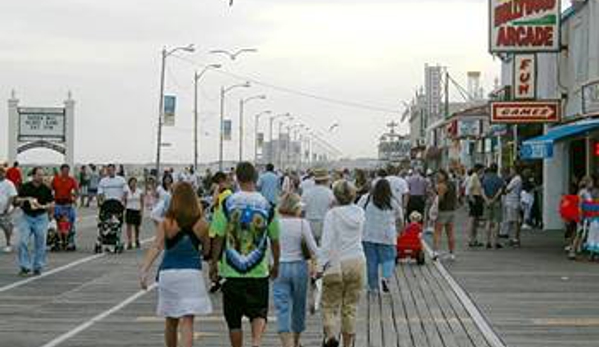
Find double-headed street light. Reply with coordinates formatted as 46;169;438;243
254;110;272;164
219;82;251;170
239;94;266;161
155;44;195;175
209;48;258;60
193;64;221;171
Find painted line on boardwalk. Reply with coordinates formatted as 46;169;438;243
39;283;157;347
423;242;508;347
0;237;154;293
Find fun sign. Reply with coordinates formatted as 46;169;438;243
489;0;561;52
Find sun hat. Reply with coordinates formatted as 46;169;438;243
312;168;330;182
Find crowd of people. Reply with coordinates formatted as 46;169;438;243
1;158;587;347
137;160;545;347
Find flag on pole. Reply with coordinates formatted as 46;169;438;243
163;95;176;127
223;120;232;141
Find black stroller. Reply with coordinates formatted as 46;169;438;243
95;200;125;254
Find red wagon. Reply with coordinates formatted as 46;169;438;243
396;222;425;265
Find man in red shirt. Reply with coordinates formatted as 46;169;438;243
6;162;22;190
51;164;79;251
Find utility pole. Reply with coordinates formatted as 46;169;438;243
219;86;225;171
239;98;244;162
193;71;199;171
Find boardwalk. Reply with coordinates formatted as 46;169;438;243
1;206;592;347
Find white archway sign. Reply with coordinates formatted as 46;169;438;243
7;91;75;167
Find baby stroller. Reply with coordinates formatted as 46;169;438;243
46;219;60;251
397;213;426;265
95;200;125;254
52;205;76;252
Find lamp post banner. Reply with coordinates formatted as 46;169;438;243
223;119;232;141
257;132;264;147
163;95;176;126
489;0;561;53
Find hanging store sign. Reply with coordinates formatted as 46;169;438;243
163;95;176;126
18;107;66;142
489;0;561;53
582;80;599;115
458;119;482;138
491;101;560;123
223;120;232;141
513;54;537;99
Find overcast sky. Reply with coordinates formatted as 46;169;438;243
0;0;515;164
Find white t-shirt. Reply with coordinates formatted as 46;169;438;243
279;217;319;263
385;176;409;206
98;176;128;202
505;175;523;208
299;178;316;194
302;185;334;221
358;194;403;246
126;188;143;211
0;179;18;214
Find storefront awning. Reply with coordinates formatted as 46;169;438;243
521;119;599;159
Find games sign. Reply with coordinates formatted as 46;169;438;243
491;101;560;123
489;0;561;53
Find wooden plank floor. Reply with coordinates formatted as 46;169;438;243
0;207;500;347
352;262;492;347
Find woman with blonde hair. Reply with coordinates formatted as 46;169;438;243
140;182;212;347
274;192;319;347
318;180;366;347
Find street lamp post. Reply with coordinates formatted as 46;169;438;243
219;82;251;170
286;123;303;169
193;64;221;171
268;113;291;166
239;95;266;162
254;110;272;164
278;117;294;169
155;44;195;175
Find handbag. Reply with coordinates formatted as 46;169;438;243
300;219;312;260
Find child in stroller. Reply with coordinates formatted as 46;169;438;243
95;199;125;253
397;211;425;265
47;208;74;252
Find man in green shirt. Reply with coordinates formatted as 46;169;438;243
210;162;280;347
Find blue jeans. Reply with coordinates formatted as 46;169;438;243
54;204;77;246
273;261;309;333
18;214;49;271
362;242;396;292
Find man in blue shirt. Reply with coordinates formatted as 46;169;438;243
257;163;280;205
482;163;505;249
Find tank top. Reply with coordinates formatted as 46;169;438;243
439;181;457;212
159;226;202;272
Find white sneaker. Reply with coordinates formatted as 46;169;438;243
449;253;456;261
431;251;439;261
3;246;12;253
